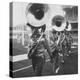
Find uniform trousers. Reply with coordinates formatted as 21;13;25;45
32;54;45;76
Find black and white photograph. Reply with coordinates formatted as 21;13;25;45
9;2;78;78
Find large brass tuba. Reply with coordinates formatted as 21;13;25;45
25;3;49;27
51;15;72;32
51;15;66;31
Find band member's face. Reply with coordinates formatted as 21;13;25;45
31;29;41;42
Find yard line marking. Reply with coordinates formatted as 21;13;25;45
12;65;32;73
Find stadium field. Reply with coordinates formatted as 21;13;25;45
11;48;78;78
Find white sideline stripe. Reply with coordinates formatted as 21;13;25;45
10;54;28;62
12;59;50;73
10;54;50;62
71;46;77;48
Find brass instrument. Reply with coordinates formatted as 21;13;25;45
28;32;44;59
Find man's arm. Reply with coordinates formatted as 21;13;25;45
61;34;65;43
42;36;53;59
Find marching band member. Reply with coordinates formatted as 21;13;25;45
48;30;64;74
62;29;73;56
66;31;73;54
26;3;54;76
27;24;53;76
65;21;73;55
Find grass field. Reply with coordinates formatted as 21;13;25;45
11;48;78;78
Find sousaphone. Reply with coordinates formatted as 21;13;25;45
51;15;71;31
25;3;49;27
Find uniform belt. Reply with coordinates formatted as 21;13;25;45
36;53;44;57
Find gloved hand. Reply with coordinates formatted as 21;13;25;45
50;56;54;63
